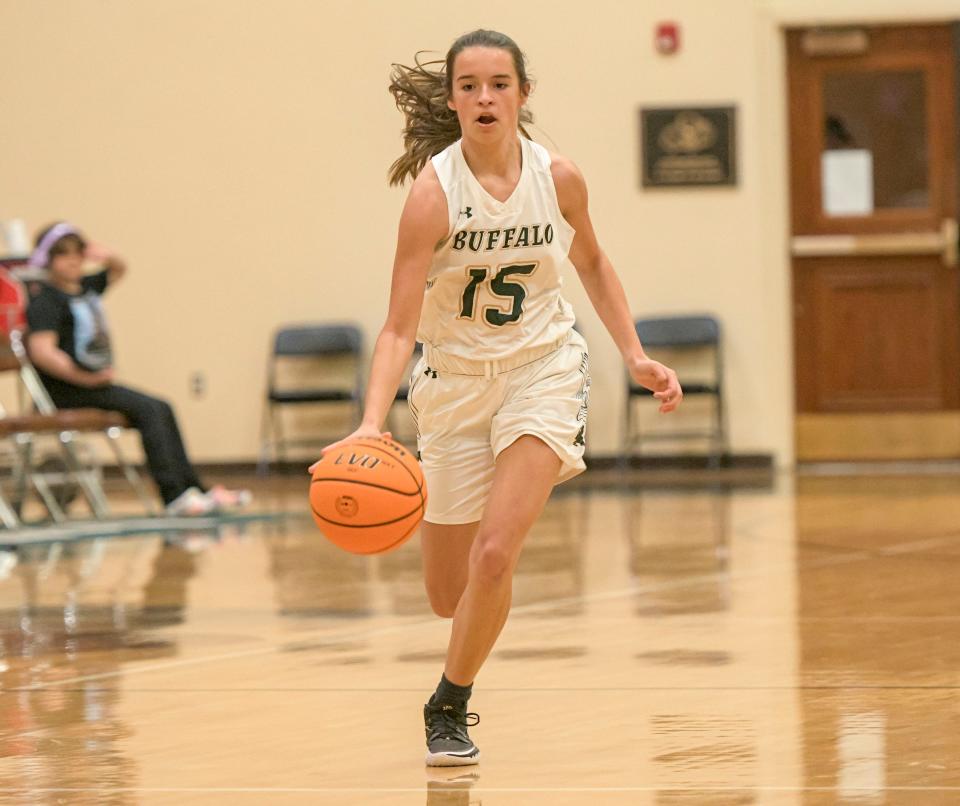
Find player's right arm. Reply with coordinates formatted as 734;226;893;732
314;164;448;465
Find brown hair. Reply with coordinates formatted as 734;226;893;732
387;29;534;186
34;222;86;262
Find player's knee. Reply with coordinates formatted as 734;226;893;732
427;589;459;619
424;576;462;617
472;537;512;583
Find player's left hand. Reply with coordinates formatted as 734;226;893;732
628;358;683;413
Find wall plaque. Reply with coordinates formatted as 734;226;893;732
640;106;737;187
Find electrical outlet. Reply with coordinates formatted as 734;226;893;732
190;371;206;398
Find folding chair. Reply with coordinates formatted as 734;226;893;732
259;323;364;472
0;331;157;523
0;339;111;524
624;315;727;464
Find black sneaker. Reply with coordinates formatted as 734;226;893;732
423;700;480;766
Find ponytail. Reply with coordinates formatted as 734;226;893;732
387;30;534;186
387;55;460;187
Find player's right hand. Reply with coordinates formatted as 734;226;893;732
309;426;393;474
628;358;683;413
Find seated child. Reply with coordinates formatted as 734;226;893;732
25;221;249;515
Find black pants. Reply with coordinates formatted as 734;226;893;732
44;381;204;506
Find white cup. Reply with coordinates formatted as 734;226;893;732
2;219;30;256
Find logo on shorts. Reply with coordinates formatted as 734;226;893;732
573;352;589;448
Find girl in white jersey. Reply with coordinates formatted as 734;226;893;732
314;29;682;766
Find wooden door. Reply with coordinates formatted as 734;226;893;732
787;25;960;460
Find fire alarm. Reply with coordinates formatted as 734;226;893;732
655;22;680;55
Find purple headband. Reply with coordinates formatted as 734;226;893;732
29;222;81;268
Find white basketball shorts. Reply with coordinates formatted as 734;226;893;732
408;330;590;525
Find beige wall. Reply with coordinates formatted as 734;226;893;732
1;0;955;466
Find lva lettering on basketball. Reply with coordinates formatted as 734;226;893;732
452;223;553;252
333;452;381;469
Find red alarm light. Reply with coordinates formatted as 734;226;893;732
655;22;680;55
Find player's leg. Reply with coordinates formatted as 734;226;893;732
417;419;501;764
443;434;561;684
417;426;497;619
423;434;560;766
423;335;589;765
444;335;588;685
421;521;479;617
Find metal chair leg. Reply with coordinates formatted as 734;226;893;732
13;436;67;522
9;441;29;518
31;475;67;523
708;388;727;469
58;433;110;519
257;402;274;476
0;481;20;528
274;407;288;470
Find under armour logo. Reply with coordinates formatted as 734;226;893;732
460;206;473;219
424;366;438;379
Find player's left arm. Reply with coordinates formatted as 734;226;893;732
552;155;682;413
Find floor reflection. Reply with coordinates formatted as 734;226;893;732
424;767;481;806
511;492;588;616
626;489;731;616
0;516;273;802
379;534;432;618
0;536;194;803
138;539;202;627
267;530;374;618
0;537;189;672
796;474;960;801
1;473;958;800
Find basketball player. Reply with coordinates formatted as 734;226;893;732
315;29;682;765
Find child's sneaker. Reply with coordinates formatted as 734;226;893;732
204;485;252;510
166;487;215;516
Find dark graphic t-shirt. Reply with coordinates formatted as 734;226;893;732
26;270;113;373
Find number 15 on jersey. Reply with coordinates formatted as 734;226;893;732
458;262;538;327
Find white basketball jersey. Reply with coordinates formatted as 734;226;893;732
418;136;576;361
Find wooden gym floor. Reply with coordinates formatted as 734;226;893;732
0;468;958;804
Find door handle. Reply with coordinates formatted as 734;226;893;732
943;218;958;268
792;218;958;267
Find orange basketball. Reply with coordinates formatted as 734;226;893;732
309;436;427;555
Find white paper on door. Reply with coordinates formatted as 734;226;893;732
821;150;874;216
